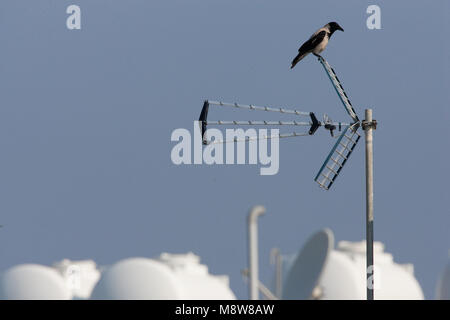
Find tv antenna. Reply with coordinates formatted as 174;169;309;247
198;55;377;300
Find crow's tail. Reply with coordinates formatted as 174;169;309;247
290;51;309;69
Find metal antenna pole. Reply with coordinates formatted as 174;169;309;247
363;109;376;300
248;205;266;300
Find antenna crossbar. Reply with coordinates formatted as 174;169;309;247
208;100;310;117
205;131;310;145
205;120;350;127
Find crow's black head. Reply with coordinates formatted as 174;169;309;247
327;22;344;34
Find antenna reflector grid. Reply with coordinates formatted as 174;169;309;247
314;125;361;190
318;57;359;123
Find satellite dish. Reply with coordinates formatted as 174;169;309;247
0;264;72;300
282;229;334;300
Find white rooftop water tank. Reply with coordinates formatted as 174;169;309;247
91;252;236;300
0;264;72;300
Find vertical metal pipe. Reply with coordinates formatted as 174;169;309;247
248;205;266;300
364;109;374;300
270;248;283;299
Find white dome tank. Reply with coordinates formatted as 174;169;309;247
280;230;424;300
91;252;236;300
319;240;424;299
0;264;72;300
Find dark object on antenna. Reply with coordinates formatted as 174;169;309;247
323;114;336;137
309;112;321;135
199;100;210;144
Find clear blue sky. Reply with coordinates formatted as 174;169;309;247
0;0;448;299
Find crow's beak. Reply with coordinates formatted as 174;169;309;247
338;26;344;32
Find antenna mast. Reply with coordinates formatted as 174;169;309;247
199;55;377;300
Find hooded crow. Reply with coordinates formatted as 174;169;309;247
290;22;344;69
